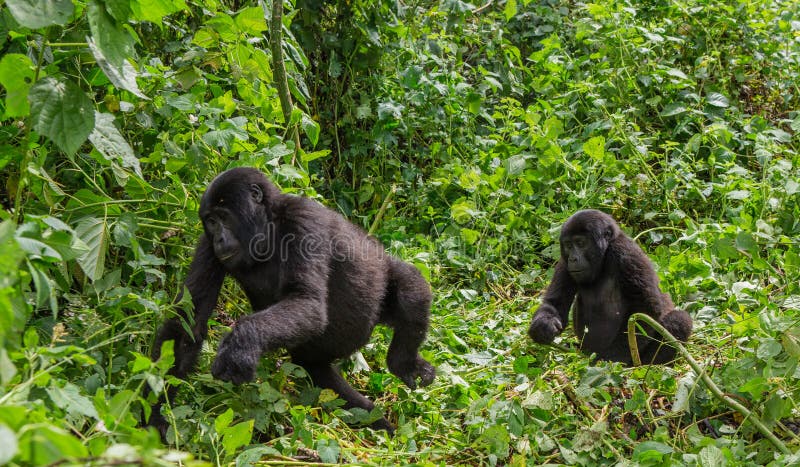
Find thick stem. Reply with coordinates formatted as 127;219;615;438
627;313;792;455
265;0;301;160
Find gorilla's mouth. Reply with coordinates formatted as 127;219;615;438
217;252;237;261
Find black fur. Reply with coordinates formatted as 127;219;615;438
528;210;692;365
149;167;435;438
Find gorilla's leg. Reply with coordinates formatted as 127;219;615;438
381;259;436;389
302;363;394;432
639;309;692;364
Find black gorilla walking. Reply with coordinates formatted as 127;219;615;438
528;210;692;365
150;167;435;436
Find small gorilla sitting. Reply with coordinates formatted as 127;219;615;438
528;210;692;365
149;167;435;436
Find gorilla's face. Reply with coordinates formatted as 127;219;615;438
561;233;606;284
200;178;267;269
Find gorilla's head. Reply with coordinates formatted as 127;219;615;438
559;209;620;284
199;168;279;269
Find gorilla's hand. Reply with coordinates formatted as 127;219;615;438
528;307;563;344
388;355;436;389
211;330;260;384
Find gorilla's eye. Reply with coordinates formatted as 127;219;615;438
206;217;218;228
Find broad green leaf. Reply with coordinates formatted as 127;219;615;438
6;0;73;29
300;113;320;147
29;77;95;155
0;348;17;385
203;117;248;152
0;221;25;288
698;445;724;466
706;92;729;108
665;68;688;80
300;150;330;163
0;424;18;465
18;425;87;464
235;6;267;35
130;0;187;25
215;408;234;433
27;260;55;313
633;441;673;461
726;190;750;200
87;1;147;99
582;136;606;160
15;236;62;260
315;439;340;464
756;339;782;359
46;382;99;419
89;111;142;176
236;446;281;467
660;103;687;117
74;217;108;281
0;54;35;118
222;419;254;455
504;0;517;20
104;0;132;22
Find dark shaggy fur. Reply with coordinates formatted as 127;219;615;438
149;167;435;438
528;210;692;365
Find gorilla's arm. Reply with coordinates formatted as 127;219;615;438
612;237;689;363
149;235;225;436
153;235;226;377
528;261;577;344
211;235;330;383
612;238;669;318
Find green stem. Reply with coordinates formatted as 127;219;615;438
368;185;396;236
627;313;792;456
265;0;301;161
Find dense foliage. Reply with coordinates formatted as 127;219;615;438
0;0;799;464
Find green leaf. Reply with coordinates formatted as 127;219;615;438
46;382;99;419
697;445;724;466
633;441;673;462
235;6;267;35
130;0;187;25
18;425;87;464
74;217;108;281
6;0;73;29
0;423;18;464
756;339;782;359
504;0;517;20
660;103;687;117
15;236;61;260
222;419;254;455
582;136;606;160
706;92;729;108
27;260;55;313
300;113;320;147
87;1;147;99
215;408;234;433
0;54;35;118
29;77;95;155
0;348;18;385
300;150;330;163
315;439;340;464
89;112;141;176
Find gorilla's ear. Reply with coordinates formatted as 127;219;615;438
250;184;264;203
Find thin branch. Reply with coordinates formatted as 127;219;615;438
368;185;396;236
